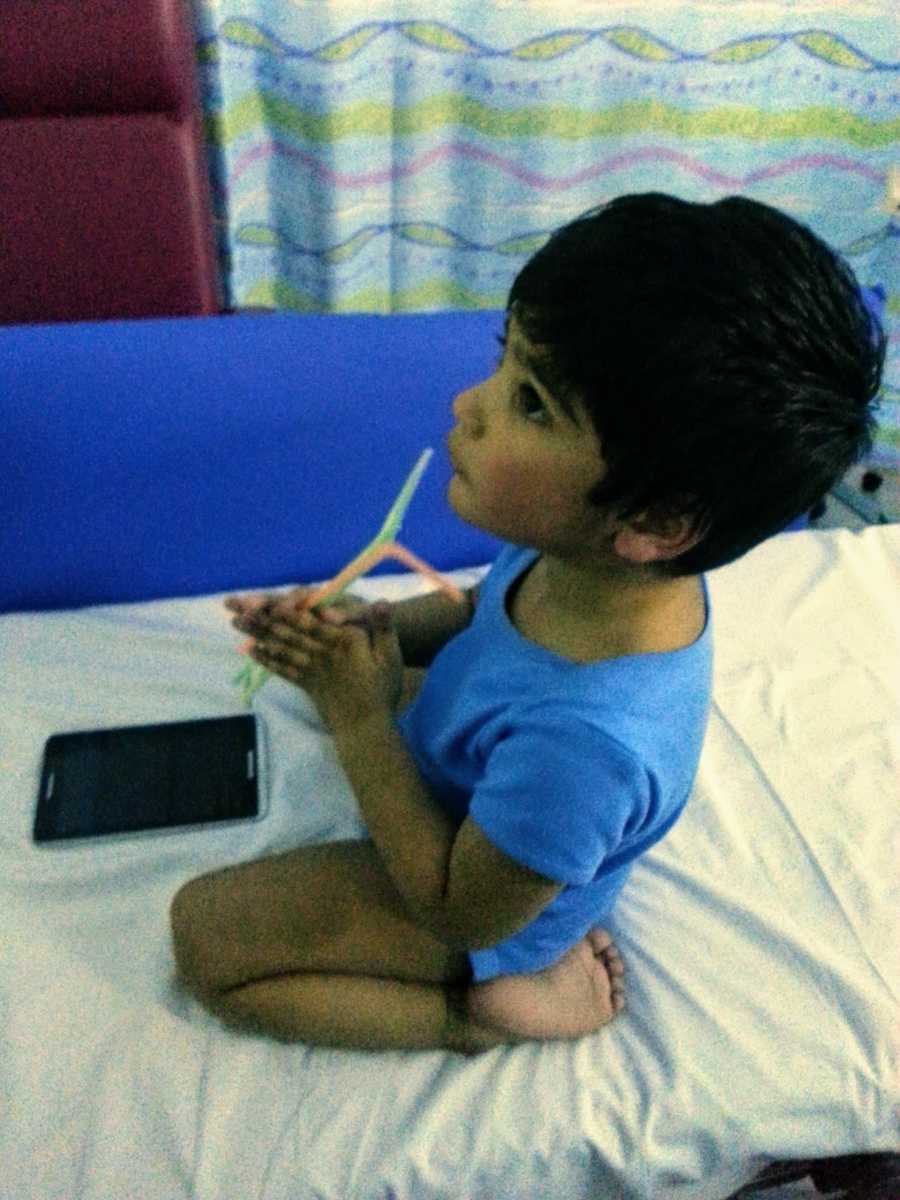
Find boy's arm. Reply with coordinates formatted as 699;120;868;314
332;708;562;949
389;584;479;667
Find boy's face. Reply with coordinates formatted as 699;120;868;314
447;315;611;556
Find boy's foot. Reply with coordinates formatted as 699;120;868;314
460;928;625;1051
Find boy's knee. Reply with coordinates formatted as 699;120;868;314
169;878;218;994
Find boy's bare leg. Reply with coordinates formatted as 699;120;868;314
190;930;624;1055
193;971;509;1053
171;833;624;1055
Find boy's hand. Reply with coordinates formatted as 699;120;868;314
227;594;404;731
225;586;366;624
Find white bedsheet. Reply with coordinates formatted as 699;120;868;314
1;527;898;1200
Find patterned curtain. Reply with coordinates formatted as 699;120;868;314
192;0;898;468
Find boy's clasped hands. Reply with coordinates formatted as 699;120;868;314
225;590;405;731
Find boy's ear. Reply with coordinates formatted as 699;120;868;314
612;510;706;565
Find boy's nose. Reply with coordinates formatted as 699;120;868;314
452;383;484;434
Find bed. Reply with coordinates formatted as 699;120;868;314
1;313;897;1200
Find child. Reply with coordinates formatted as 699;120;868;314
171;193;885;1054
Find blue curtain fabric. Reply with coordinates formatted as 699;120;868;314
192;0;898;467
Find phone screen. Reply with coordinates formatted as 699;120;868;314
34;715;263;844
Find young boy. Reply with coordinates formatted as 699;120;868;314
170;193;884;1054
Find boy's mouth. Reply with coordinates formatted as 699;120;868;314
447;435;466;478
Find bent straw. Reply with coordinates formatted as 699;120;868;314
301;540;467;611
234;541;465;658
373;447;435;544
232;447;465;705
232;542;463;705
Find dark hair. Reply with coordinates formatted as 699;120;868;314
508;193;886;576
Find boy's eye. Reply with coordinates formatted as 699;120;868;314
516;385;549;424
495;334;550;425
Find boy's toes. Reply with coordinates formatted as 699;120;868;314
587;928;625;973
605;957;626;1013
603;946;625;977
587;927;613;956
586;928;627;1016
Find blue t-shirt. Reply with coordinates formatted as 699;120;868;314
396;544;713;981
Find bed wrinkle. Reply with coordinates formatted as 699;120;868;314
634;857;859;1057
621;920;876;1165
342;1077;405;1197
764;767;899;1010
255;1105;293;1200
188;1025;215;1199
706;695;897;1000
776;550;843;636
390;1057;499;1187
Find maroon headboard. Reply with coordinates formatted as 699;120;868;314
0;0;221;324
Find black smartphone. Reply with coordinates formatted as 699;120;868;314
34;715;267;846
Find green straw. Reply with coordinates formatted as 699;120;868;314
233;447;434;705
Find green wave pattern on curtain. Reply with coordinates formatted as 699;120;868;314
191;0;898;467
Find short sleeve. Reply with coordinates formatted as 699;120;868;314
468;706;651;886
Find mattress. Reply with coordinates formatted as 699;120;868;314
1;526;897;1200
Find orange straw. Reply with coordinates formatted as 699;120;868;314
301;540;467;610
236;540;467;653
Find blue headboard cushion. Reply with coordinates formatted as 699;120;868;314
2;312;505;612
7;286;878;613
